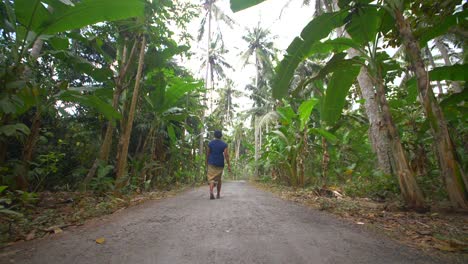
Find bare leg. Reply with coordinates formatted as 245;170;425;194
216;180;222;198
209;182;215;199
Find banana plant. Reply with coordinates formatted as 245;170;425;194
264;97;339;187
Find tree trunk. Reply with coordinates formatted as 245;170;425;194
394;9;467;209
16;111;41;190
321;137;329;187
198;3;213;180
115;36;146;189
374;75;426;210
15;35;46;190
254;116;259;177
83;40;138;188
348;49;394;175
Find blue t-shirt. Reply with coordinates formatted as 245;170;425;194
208;139;228;167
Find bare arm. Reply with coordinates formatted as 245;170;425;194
224;147;231;172
206;147;211;167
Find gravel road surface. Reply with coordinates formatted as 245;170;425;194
4;181;451;264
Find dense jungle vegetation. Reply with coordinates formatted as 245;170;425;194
0;0;467;244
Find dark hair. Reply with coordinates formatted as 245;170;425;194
214;130;222;139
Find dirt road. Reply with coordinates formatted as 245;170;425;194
4;181;450;264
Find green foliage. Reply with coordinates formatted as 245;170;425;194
15;0;146;35
229;0;267;12
272;10;349;99
29;152;66;191
343;170;399;199
345;6;382;45
0;123;30;138
320;60;360;124
59;91;121;121
89;164;115;194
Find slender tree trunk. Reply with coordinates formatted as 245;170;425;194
199;3;213;179
15;36;47;190
83;40;138;188
299;130;308;187
254;116;259;177
321;137;329;187
16;110;42;190
115;36;146;189
394;9;467;209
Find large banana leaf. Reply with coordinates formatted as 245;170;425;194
230;0;267;12
147;77;202;114
418;9;468;46
305;38;362;57
345;6;383;45
320;61;360;124
272;10;348;99
14;0;50;32
59;91;121;120
15;0;145;35
310;128;338;144
404;64;467;103
298;98;319;131
429;64;468;81
48;50;113;82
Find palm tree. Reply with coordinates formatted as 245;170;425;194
197;0;235;164
241;24;278;177
211;79;241;127
200;36;233;112
241;24;277;97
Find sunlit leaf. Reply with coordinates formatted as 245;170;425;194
298;98;319;130
230;0;266;12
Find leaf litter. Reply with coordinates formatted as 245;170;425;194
0;186;190;247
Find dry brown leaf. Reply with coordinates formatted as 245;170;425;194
95;238;105;244
53;227;63;234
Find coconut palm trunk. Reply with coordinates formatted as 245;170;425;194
393;8;467;209
199;1;213;180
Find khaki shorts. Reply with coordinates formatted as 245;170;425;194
207;165;223;184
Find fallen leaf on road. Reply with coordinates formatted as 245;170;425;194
53;227;63;234
95;238;105;244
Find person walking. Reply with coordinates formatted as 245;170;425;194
206;130;231;200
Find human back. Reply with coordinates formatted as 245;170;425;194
208;139;227;167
